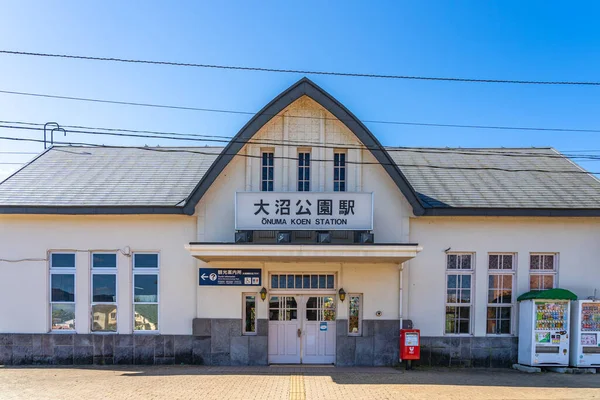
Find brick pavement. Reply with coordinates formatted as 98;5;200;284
0;365;599;400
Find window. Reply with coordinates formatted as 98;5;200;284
91;252;117;332
529;254;557;291
298;151;311;191
243;293;257;335
261;151;274;192
348;294;362;336
487;254;515;335
133;253;159;332
50;253;76;331
270;273;335;289
333;152;346;192
445;253;473;335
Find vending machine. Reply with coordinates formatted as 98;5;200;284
517;289;576;367
570;300;600;367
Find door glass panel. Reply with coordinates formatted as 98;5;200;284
323;296;336;321
306;310;318;321
285;297;297;309
306;297;317;308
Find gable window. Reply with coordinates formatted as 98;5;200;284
298;151;311;191
242;293;257;335
445;253;473;335
91;252;117;333
261;151;274;192
50;253;76;331
333;152;346;192
487;254;515;335
529;253;557;291
133;253;159;332
348;294;362;336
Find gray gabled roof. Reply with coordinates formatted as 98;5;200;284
1;145;600;216
0;147;221;214
389;148;600;215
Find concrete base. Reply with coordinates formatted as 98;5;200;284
513;364;542;373
418;337;519;368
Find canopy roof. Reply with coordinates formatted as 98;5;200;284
517;288;578;301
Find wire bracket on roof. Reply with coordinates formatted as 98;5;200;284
43;122;66;149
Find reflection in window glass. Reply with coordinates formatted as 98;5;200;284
134;254;159;268
134;304;158;331
134;275;158;302
92;275;116;302
348;295;361;335
51;303;75;330
92;304;117;332
279;275;286;289
92;253;117;268
243;294;256;335
51;253;75;268
271;275;278;289
51;274;75;302
287;275;295;289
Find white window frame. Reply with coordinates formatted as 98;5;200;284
529;253;558;291
444;253;474;336
297;150;311;192
261;149;274;192
132;252;160;334
49;252;76;332
486;253;516;336
91;252;118;333
333;151;346;192
242;292;258;336
348;293;363;336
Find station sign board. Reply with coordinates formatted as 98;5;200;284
235;192;373;231
199;268;262;286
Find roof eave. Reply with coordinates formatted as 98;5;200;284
0;205;188;215
421;207;600;217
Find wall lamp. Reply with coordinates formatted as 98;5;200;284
338;288;346;302
260;287;267;301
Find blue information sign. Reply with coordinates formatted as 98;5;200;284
319;322;328;331
199;268;262;286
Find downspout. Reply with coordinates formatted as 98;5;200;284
399;263;404;331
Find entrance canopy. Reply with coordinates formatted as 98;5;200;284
186;243;422;263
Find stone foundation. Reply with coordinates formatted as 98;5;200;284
418;336;518;368
335;319;401;366
0;328;517;367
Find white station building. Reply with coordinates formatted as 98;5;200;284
1;78;599;366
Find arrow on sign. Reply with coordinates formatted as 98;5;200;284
201;273;208;280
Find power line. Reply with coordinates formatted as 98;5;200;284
1;50;599;86
3;121;600;161
0;134;598;175
3;88;600;136
2;121;600;162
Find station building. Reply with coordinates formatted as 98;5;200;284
0;78;599;367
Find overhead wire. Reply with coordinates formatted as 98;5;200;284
3;88;600;136
1;121;600;161
0;134;599;175
1;50;599;86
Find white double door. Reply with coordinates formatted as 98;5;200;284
268;294;336;364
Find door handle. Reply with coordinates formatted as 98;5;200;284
297;328;301;338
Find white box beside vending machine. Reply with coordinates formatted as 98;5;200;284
570;300;600;367
518;299;570;366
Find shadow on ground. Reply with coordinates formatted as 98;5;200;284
2;365;599;389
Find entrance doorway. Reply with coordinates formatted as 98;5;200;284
268;295;336;364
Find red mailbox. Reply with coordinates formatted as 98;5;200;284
400;329;420;368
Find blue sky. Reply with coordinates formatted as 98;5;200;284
1;1;599;181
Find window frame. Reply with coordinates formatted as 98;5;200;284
444;252;474;336
49;252;76;332
261;149;274;192
132;252;160;334
297;150;311;192
90;252;118;334
333;151;346;192
486;253;516;336
348;293;363;337
529;253;558;291
242;292;258;336
268;272;337;291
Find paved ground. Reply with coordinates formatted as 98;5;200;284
0;365;599;400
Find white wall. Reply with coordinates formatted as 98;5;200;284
0;215;197;334
407;217;600;337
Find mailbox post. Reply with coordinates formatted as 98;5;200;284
400;329;420;370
